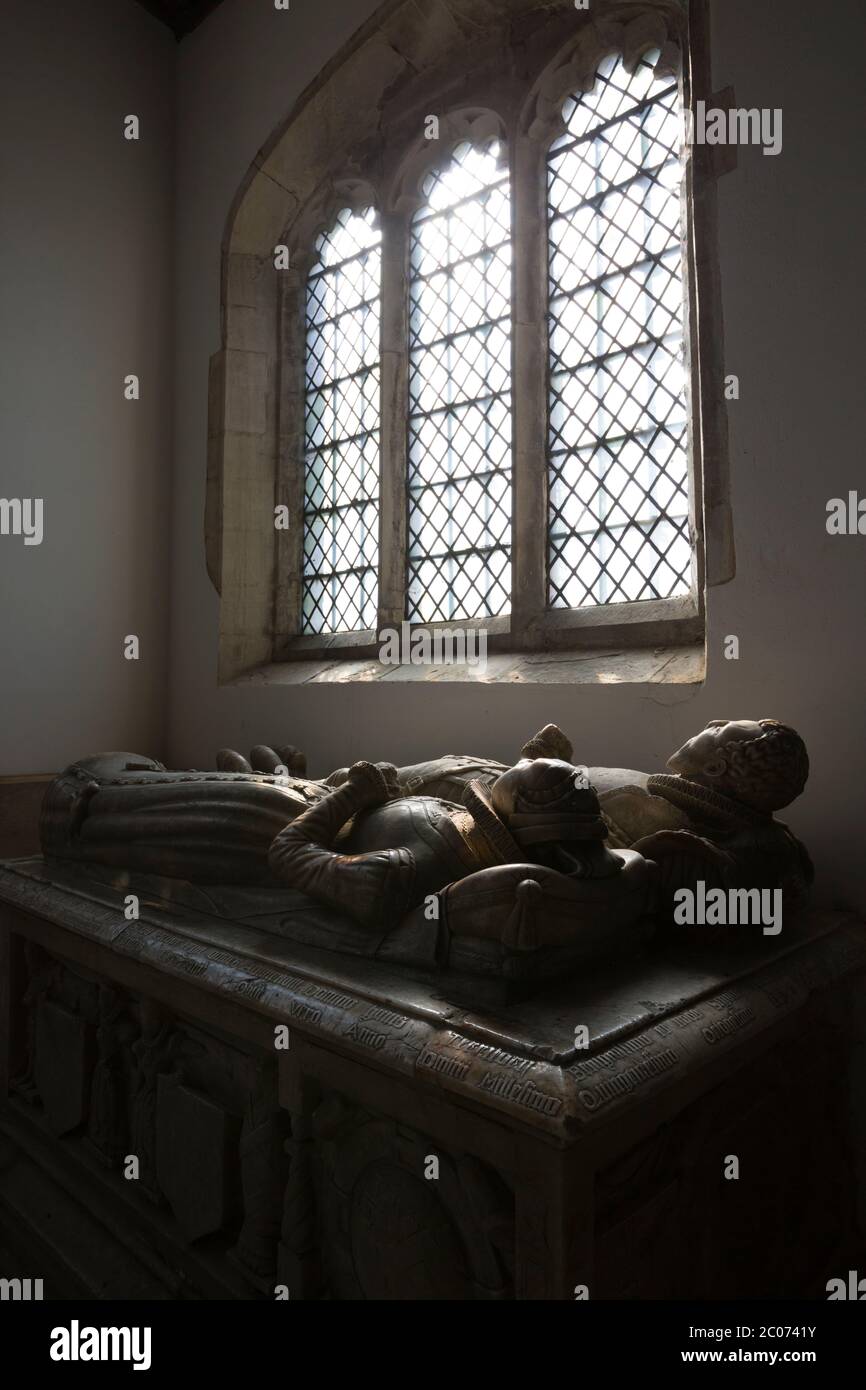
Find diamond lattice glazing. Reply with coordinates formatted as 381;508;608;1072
407;141;513;623
547;53;692;610
303;206;381;634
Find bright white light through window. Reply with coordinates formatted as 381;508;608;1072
547;52;691;610
407;141;513;623
303;206;381;634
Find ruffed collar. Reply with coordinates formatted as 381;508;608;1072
647;773;772;828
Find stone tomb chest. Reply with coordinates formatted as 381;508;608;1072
0;856;864;1300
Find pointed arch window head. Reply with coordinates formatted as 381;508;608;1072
407;140;513;624
302;206;381;635
547;50;691;611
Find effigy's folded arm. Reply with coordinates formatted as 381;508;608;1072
267;762;416;928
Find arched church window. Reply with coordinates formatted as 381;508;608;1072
212;1;730;679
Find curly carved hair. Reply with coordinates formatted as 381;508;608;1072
715;720;809;813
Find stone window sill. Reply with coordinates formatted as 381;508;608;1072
229;645;705;687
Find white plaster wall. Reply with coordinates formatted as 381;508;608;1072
167;0;865;910
0;0;174;773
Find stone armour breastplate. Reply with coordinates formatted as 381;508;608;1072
342;796;512;905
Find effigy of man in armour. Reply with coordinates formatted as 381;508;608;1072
39;719;812;967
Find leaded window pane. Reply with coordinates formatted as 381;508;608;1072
303;206;381;634
547;53;691;610
407;141;513;623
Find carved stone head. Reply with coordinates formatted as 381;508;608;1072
667;719;809;813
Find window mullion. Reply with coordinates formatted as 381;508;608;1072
276;264;307;647
511;133;549;649
378;208;410;632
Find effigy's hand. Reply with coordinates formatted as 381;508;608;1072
520;723;574;762
631;828;735;877
631;829;736;938
345;761;399;807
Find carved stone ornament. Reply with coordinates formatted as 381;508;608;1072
522;5;685;144
285;176;379;276
389;108;508;216
313;1096;513;1299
